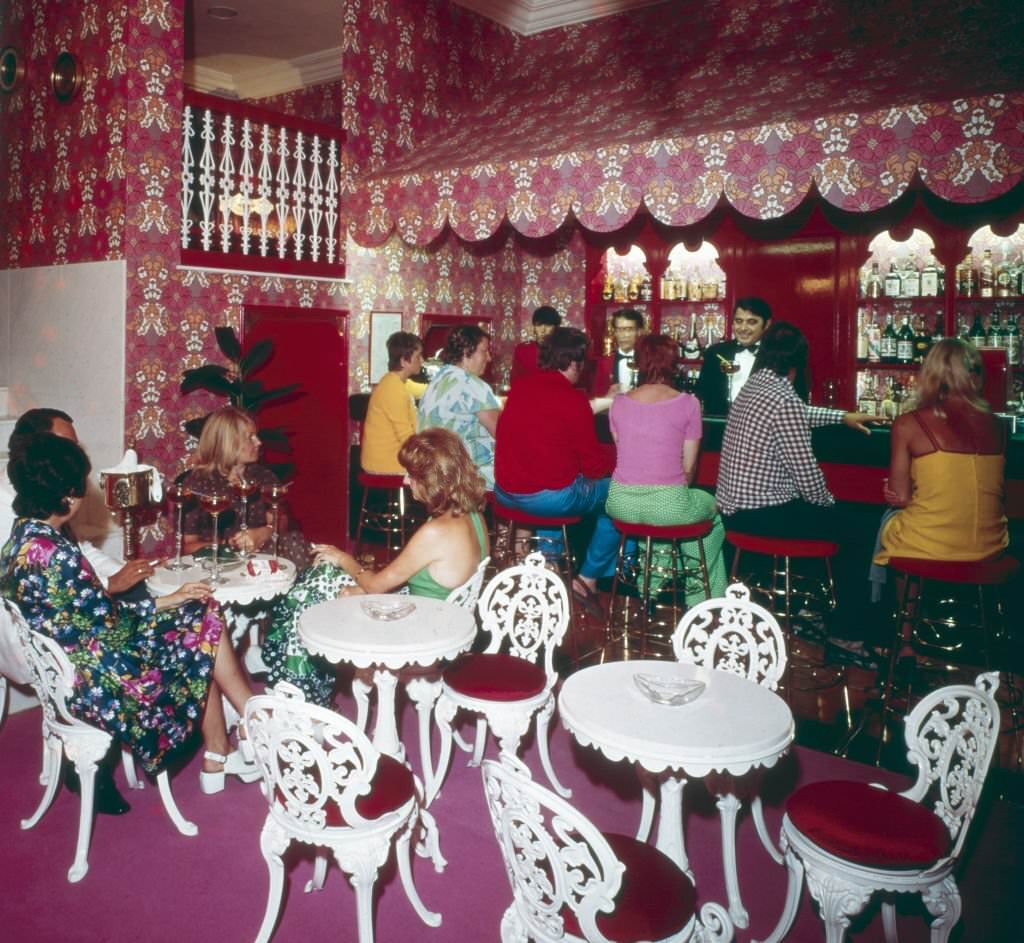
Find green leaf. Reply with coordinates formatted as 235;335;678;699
184;415;208;438
247;383;302;409
239;339;273;377
215;326;241;362
180;365;236;396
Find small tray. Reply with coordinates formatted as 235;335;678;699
633;672;706;706
361;599;416;621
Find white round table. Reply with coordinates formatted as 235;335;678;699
148;554;296;672
559;659;793;879
299;594;476;762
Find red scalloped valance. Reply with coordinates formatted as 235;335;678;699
348;93;1024;247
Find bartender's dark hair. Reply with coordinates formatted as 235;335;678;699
635;334;677;386
386;331;422;371
442;325;488;365
734;297;772;322
9;433;90;519
532;306;561;327
752;321;808;377
613;308;644;330
539;327;589;372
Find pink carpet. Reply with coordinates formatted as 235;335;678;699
0;675;1017;942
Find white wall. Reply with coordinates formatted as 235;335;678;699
6;261;127;556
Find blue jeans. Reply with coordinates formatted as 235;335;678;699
494;476;619;580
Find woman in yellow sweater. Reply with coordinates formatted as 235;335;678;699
361;331;423;474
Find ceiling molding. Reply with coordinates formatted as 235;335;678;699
452;0;666;34
185;46;344;102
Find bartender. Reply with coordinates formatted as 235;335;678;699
695;297;772;415
592;308;644;396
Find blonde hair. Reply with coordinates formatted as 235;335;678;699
195;406;256;476
398;428;485;517
914;338;989;416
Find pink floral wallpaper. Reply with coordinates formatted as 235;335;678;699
250;80;343;127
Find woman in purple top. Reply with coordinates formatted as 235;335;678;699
605;334;727;605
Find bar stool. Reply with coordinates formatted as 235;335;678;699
605;517;714;659
353;471;413;562
877;554;1019;762
726;532;838;632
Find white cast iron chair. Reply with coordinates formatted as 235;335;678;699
350;555;490;794
756;671;1001;943
0;597;34;733
653;582;788;929
431;552;571;805
244;683;445;943
11;608;197;882
482;756;734;943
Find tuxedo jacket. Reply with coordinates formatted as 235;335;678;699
694;339;745;416
590;350;631;397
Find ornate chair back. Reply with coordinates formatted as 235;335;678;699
671;582;786;690
476;553;570;684
245;682;405;833
0;598;33;686
446;555;491;612
900;670;1001;863
482;756;625;942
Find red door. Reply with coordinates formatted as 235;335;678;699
242;305;348;545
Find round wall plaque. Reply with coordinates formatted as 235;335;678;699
0;46;25;94
50;50;82;102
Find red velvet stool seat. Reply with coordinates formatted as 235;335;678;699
354;471;414;562
607;517;715;659
878;554;1019;762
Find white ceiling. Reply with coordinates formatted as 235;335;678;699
185;0;664;99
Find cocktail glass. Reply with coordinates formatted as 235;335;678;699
164;480;192;571
232;474;259;559
261;481;291;563
199;490;232;584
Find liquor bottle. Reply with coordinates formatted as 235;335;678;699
920;256;940;297
985;314;1002;348
660;270;674;301
967;313;986;347
856;308;869;361
892;380;905;415
979;248;994;298
866;309;882;363
884;262;902;298
995;254;1014;297
864;261;884;299
640;273;653;302
896;315;915;363
601;272;614;301
701;274;718;301
614;275;628;303
686;270;702;302
912;315;931;363
879;376;897;420
959;253;976;297
901;253;921;298
880;313;899;363
857;373;877;416
1006;316;1021;366
627;274;640;302
931;314;945;348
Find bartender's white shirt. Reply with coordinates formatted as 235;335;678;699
615;349;636;390
728;346;758;403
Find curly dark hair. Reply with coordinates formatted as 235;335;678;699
8;407;73;460
441;325;489;366
9;433;91;519
539;326;589;372
751;321;808;378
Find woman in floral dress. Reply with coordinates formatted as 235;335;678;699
1;433;255;790
183;405;313;569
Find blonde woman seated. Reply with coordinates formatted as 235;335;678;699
1;434;256;800
262;428;490;705
183;405;313;569
875;338;1008;566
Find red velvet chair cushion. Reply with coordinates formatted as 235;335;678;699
489;497;581;528
561;832;696;942
276;754;415;828
727;532;839;558
444;653;547;701
612;518;714;540
889;555;1019;586
787;780;951;869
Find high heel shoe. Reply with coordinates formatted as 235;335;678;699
198;749;261;795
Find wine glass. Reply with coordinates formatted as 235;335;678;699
198;489;232;584
261;481;291;563
232;474;259;559
164;480;192;571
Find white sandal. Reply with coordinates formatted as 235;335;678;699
199;749;260;795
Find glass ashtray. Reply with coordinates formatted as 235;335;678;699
633;672;706;706
361;599;416;621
